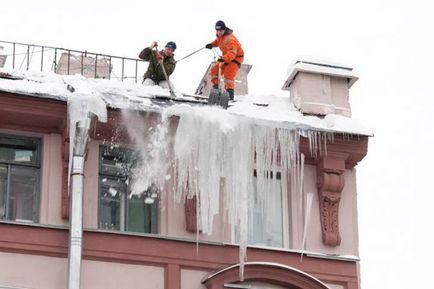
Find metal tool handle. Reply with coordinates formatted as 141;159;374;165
218;61;223;90
154;48;176;96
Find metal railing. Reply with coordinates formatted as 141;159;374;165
0;40;148;83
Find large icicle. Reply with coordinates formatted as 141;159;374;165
67;93;107;187
120;104;329;282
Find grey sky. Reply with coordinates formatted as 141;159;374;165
2;0;434;288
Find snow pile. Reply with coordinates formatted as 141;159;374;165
0;68;372;136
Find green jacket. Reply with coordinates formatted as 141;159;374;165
138;47;176;82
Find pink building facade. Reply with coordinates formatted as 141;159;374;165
0;59;369;289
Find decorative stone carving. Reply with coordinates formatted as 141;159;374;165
316;154;347;246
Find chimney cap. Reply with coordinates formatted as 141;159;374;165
282;59;359;91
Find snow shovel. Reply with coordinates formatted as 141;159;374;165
154;48;177;98
208;62;229;109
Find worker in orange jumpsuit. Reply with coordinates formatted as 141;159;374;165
205;20;244;101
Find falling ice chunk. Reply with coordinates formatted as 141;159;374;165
145;197;155;204
102;178;107;182
108;187;117;196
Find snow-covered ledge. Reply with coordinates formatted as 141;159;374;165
282;59;358;117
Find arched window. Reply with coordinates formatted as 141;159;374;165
202;262;330;289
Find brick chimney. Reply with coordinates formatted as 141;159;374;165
195;61;252;96
0;46;7;68
282;60;358;117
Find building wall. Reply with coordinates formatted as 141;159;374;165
0;252;67;289
181;269;208;289
0;93;367;289
0;252;164;289
40;132;67;226
306;168;359;255
0;126;361;256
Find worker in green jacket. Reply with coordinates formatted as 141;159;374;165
139;41;177;89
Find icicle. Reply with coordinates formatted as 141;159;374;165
119;103;316;281
67;93;107;188
300;191;314;261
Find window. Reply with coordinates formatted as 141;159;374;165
0;134;41;223
235;171;285;248
98;145;158;234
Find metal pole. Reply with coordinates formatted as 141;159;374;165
175;47;205;63
67;118;90;289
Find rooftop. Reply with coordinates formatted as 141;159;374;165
0;68;372;136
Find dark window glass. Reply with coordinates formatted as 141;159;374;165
0;134;41;223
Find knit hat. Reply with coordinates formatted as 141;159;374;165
165;41;177;51
215;20;226;30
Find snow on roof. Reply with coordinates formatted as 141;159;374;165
0;69;372;136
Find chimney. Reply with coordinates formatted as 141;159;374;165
282;60;358;117
56;52;112;79
0;46;7;68
195;62;252;96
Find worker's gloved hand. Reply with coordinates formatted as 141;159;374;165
150;41;158;48
156;52;163;62
205;43;213;49
217;57;225;63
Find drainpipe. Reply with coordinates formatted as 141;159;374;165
67;117;91;289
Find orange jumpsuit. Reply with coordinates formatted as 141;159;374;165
209;30;244;90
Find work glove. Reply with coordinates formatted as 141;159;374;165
150;41;158;48
205;43;213;49
217;57;225;63
156;52;163;62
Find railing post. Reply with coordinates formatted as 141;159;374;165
108;56;112;80
12;43;16;69
81;52;84;76
94;54;98;78
26;45;30;70
121;58;124;81
67;50;71;75
53;48;58;73
135;60;138;83
41;46;44;72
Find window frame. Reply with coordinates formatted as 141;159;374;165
232;170;289;249
0;133;42;223
97;145;159;234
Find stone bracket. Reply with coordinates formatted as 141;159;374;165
316;154;348;246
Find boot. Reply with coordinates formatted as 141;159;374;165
226;89;234;101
